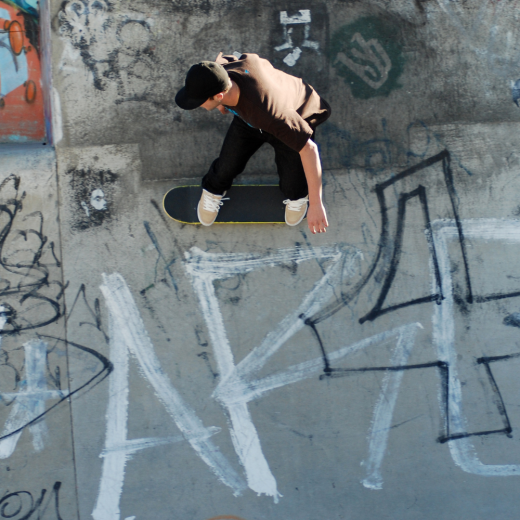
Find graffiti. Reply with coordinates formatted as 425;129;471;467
274;9;319;67
92;273;245;520
0;174;63;333
358;151;462;323
184;244;364;501
0;339;60;458
318;255;520;489
89;249;424;503
303;154;520;486
270;4;328;93
0;332;111;456
297;150;462;327
143;219;179;296
320;118;446;175
23;134;511;512
329;16;404;99
181;238;431;496
4;0;520;515
58;0;157;103
0;481;64;519
0;173;112;457
335;33;391;90
512;79;520;107
429;218;520;477
66;168;117;231
157;147;520;495
0;1;45;142
2;1;38;19
81;189;107;217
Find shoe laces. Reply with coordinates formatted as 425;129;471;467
283;196;308;211
202;192;228;212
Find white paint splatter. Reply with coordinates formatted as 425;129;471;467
52;87;63;145
81;201;90;217
283;47;302;67
101;428;220;458
280;9;311;24
0;306;8;331
91;297;131;520
93;273;245;520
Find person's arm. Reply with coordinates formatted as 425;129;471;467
299;138;329;234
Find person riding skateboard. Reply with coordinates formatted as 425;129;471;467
175;52;331;234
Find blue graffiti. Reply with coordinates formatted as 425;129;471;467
320;119;474;178
2;0;38;18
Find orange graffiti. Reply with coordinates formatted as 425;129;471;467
207;516;247;520
5;20;24;55
0;1;45;142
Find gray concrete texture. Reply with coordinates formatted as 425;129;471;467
0;0;520;519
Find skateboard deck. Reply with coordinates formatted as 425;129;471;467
163;185;287;224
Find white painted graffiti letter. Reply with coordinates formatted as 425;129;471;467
184;245;423;499
0;338;69;458
431;219;520;478
93;273;244;520
336;33;392;90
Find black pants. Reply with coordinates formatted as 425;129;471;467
202;116;311;200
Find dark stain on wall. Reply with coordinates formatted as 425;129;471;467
66;168;118;231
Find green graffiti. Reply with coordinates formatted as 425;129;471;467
329;16;405;99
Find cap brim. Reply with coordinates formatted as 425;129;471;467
175;87;206;110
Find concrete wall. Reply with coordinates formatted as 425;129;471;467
0;1;520;519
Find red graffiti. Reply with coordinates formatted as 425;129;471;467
0;1;45;142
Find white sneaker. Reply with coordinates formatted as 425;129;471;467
197;189;227;226
283;196;309;226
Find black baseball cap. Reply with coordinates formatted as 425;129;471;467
175;61;230;110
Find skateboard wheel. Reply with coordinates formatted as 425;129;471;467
25;80;36;103
3;20;10;30
9;20;24;55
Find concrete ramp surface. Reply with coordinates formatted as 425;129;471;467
1;1;520;519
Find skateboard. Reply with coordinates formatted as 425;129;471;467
163;185;287;224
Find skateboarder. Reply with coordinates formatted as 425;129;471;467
175;52;331;234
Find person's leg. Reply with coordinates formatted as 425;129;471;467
269;132;321;226
270;135;309;200
202;116;266;195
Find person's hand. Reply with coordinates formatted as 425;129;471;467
307;202;328;234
